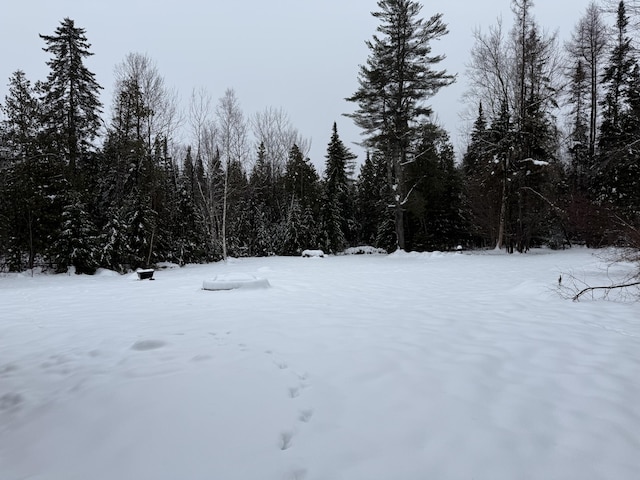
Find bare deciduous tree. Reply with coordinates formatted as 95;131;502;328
188;86;214;159
216;88;249;260
113;52;181;152
566;2;609;159
251;106;310;176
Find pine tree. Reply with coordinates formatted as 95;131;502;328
39;18;103;179
346;0;455;251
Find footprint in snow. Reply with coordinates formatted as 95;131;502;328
286;468;308;480
191;354;213;362
279;430;294;450
131;339;167;351
288;387;301;398
0;393;24;410
298;409;314;423
0;364;18;376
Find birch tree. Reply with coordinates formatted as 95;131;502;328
216;88;249;260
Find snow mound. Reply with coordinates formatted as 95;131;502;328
95;268;120;277
301;249;324;258
202;273;270;291
343;246;387;255
155;262;180;269
388;249;450;259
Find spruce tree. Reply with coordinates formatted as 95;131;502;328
225;159;250;257
566;60;590;192
320;123;357;253
597;1;640;217
461;102;491;178
0;71;43;269
51;190;100;274
39;18;103;179
404;123;464;251
1;70;41;159
282;144;320;254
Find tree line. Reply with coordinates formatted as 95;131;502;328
0;0;638;274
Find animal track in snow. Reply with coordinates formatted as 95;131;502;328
279;430;294;450
270;349;314;476
288;387;301;398
298;409;314;423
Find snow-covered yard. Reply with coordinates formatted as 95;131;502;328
0;248;638;480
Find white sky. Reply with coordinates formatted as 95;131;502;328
0;0;597;171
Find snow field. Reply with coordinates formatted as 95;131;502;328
0;248;639;480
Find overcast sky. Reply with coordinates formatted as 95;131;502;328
1;0;598;171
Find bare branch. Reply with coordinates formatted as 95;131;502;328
573;281;640;301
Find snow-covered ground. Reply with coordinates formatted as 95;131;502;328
1;248;638;480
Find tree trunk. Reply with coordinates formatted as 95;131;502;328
395;207;406;251
496;157;508;250
222;165;228;262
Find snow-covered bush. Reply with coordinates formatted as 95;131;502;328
342;246;387;255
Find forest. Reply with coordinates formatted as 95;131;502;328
0;0;638;274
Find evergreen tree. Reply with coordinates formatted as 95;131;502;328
1;70;41;159
404;123;464;251
566;60;590;192
346;0;455;250
99;205;130;273
0;70;44;269
355;151;391;249
461;103;490;177
596;1;640;217
225;159;251;257
39;18;103;179
50;190;100;274
320;123;357;253
174;175;208;265
282;144;320;254
183;146;196;199
248;142;274;256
